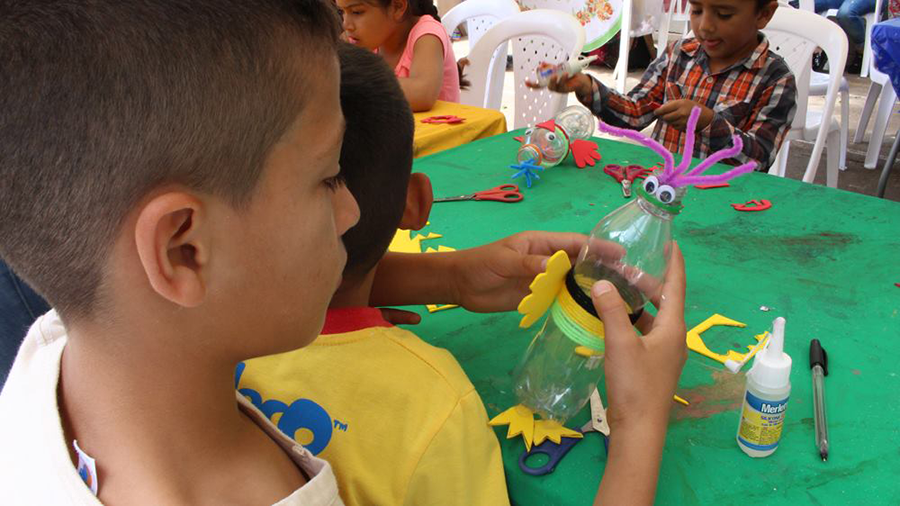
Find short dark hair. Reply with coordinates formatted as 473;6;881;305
0;0;340;321
337;43;414;281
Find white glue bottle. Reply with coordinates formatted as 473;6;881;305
737;316;792;457
534;55;599;87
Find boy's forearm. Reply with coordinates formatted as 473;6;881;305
594;420;668;505
580;74;662;132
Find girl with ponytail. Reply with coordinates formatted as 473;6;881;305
337;0;461;111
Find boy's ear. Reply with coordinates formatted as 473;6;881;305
399;173;433;231
134;192;209;308
756;0;778;29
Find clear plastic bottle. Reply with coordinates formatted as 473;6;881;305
516;106;594;168
514;309;605;423
512;173;681;423
573;172;683;315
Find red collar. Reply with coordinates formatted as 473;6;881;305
321;307;393;335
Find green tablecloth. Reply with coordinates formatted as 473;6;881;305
409;130;900;505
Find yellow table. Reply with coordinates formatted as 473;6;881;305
413;101;507;158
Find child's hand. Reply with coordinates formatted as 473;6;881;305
590;242;686;505
525;69;592;98
592;242;687;432
449;231;586;313
654;100;714;131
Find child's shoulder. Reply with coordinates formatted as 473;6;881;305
409;15;451;46
370;323;474;396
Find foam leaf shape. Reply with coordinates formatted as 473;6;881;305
533;419;583;445
517;250;571;328
489;405;536;451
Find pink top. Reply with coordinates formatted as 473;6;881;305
394;15;460;103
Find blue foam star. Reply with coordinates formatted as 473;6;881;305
509;159;544;188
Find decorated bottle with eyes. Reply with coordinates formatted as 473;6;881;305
516;106;595;168
573;171;683;320
504;108;756;434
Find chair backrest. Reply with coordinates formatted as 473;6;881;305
462;9;585;129
763;6;848;179
441;0;520;49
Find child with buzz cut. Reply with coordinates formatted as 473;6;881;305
237;42;510;506
545;0;797;171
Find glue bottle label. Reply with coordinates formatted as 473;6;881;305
737;391;788;451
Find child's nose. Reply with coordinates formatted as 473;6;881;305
697;12;715;35
336;184;360;236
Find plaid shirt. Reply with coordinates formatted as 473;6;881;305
581;34;797;170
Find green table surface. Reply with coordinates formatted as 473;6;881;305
409;130;900;505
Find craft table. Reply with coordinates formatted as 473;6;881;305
413;100;507;158
408;130;900;504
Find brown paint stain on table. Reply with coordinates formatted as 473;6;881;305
675;370;745;420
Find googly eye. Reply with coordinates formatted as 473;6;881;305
547;133;556;141
524;128;534;137
643;176;659;194
656;184;676;204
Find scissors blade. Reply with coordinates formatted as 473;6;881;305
433;195;475;203
589;389;610;436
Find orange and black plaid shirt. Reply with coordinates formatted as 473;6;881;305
581;34;797;170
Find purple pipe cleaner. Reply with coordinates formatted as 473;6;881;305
596;106;756;189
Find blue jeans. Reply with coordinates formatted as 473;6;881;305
815;0;876;45
0;259;50;387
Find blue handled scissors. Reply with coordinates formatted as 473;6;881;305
518;421;609;476
434;184;523;203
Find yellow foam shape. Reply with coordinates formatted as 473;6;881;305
424;245;456;253
575;345;603;357
489;405;536;451
388;230;444;254
686;314;767;365
517;250;571;328
426;304;458;313
533;419;583;445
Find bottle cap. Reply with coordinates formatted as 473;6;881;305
749;317;792;390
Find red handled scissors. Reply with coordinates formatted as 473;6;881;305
603;164;653;198
434;184;523;203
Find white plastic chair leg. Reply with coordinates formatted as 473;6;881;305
614;0;634;93
839;86;849;171
826;128;840;187
854;81;881;144
864;84;898;169
770;141;790;177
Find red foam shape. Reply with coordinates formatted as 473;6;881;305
731;199;772;212
536;119;556;132
421;115;464;124
895;282;900;288
570;139;601;168
514;136;524;143
696;182;731;189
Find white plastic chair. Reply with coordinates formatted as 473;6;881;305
657;0;691;58
792;0;851;171
851;0;896;170
823;9;877;78
612;0;660;92
441;0;519;49
764;6;848;187
462;9;585;129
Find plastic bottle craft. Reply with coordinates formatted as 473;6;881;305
491;107;757;450
510;106;603;188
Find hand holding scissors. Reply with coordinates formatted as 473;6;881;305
434;184;524;203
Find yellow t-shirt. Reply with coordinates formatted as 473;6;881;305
238;307;510;506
